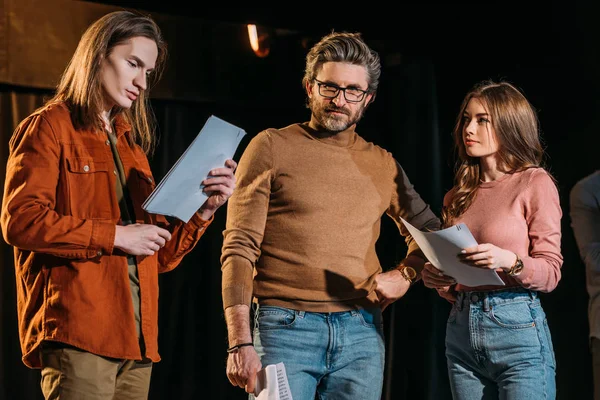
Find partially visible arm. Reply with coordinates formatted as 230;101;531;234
570;175;600;281
375;158;441;307
221;132;273;392
511;170;563;292
387;158;441;276
221;132;273;308
224;305;262;394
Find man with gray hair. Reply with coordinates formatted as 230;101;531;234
221;31;440;399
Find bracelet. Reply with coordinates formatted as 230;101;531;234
226;342;253;353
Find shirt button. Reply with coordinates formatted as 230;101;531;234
105;140;110;145
471;294;479;303
83;165;90;172
113;170;117;175
97;250;102;256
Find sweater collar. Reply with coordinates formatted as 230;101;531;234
302;116;358;148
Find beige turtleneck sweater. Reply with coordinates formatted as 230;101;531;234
221;121;440;312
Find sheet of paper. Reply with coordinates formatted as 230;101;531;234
142;115;246;222
254;362;293;400
400;217;505;287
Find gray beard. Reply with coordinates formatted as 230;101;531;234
321;115;353;132
310;98;364;133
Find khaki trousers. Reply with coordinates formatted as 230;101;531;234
39;344;152;400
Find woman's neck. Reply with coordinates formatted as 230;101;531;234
479;156;505;182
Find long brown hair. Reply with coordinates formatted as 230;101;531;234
442;80;548;226
48;10;167;154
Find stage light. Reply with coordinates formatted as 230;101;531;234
247;24;270;58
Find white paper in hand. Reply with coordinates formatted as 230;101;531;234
400;217;505;287
254;362;293;400
142;115;246;222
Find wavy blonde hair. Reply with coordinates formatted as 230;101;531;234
442;80;548;226
48;10;167;155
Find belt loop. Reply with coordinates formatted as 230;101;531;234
528;290;537;301
297;310;305;318
482;293;490;312
252;303;259;325
455;292;464;311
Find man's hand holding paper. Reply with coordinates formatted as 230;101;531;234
198;158;237;220
142;115;246;222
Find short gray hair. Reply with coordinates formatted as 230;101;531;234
302;31;381;92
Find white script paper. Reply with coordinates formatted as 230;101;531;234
142;115;246;223
400;217;505;287
254;362;293;400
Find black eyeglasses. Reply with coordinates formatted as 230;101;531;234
314;79;369;103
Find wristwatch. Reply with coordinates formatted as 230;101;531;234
399;265;417;284
507;254;524;276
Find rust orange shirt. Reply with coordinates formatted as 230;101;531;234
1;102;212;368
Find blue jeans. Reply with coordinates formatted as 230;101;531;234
445;288;556;400
252;305;385;400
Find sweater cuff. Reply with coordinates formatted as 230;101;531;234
222;255;254;308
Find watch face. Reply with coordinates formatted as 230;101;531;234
509;258;524;276
404;266;417;279
515;260;524;272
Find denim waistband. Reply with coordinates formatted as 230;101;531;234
455;287;537;312
254;304;381;320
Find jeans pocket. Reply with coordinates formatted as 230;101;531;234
355;308;384;332
256;306;297;330
489;301;536;329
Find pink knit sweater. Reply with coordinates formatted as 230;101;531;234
449;168;563;293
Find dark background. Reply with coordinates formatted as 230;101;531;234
1;0;598;399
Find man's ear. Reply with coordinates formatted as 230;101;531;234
367;92;376;105
365;92;376;108
306;80;314;97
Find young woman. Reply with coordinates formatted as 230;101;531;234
422;80;562;399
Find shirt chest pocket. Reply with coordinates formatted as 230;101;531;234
65;157;116;220
135;169;156;199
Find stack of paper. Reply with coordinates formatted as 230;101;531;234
142;115;246;223
400;217;504;287
254;362;293;400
